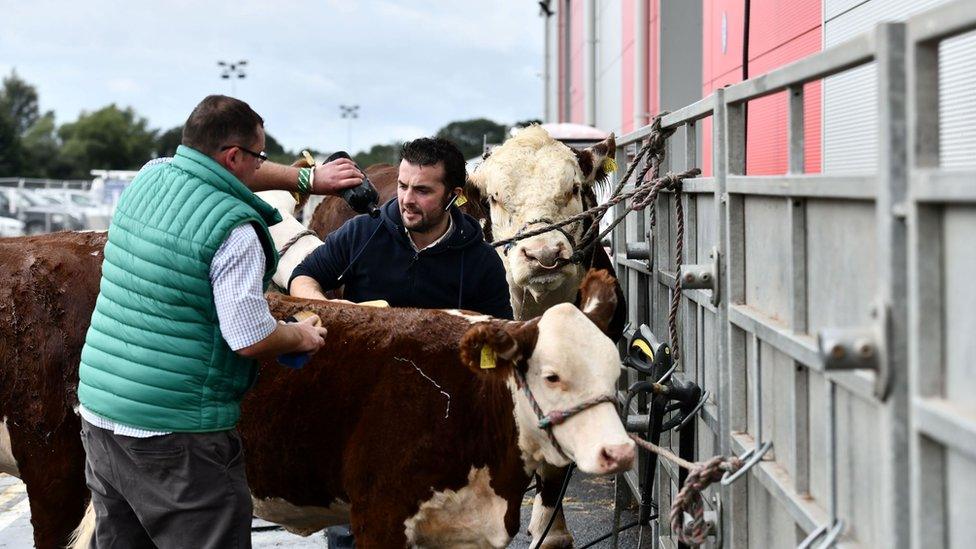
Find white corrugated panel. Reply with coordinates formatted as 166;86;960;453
939;31;976;169
822;0;973;173
595;0;623;134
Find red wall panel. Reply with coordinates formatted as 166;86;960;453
647;0;660;119
703;0;745;92
622;0;660;135
748;0;821;61
701;0;822;176
570;0;586;124
744;9;822;174
622;0;636;134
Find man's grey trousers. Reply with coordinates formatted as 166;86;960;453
81;419;252;548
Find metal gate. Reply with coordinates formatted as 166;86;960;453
611;2;975;547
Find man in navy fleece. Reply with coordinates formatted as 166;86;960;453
289;137;513;320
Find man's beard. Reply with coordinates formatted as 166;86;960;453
402;207;449;233
402;196;452;234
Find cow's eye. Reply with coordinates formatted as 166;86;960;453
544;373;560;384
572;184;580;195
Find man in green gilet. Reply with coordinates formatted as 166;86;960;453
77;95;340;548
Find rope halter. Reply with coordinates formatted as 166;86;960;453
502;217;581;260
511;367;617;462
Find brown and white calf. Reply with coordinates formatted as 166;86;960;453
302;128;626;546
0;231;633;547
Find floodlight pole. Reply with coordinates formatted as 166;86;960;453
217;59;248;96
340;104;360;152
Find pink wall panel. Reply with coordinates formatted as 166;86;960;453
558;4;566;122
702;0;745;91
570;0;586;124
647;0;659;118
701;0;822;176
701;0;745;176
748;0;821;62
745;23;822;174
621;0;636;134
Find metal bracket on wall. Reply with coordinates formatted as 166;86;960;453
679;246;720;305
816;303;891;400
626;241;650;260
682;498;722;547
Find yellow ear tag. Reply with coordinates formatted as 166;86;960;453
480;345;497;369
301;150;316;167
602;156;618;175
454;193;468;207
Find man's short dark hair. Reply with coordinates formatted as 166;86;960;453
400;137;466;190
182;95;264;156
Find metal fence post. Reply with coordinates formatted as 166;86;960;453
875;21;911;549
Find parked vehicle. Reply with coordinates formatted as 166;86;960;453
0;191;26;236
0;188;86;234
35;189;111;229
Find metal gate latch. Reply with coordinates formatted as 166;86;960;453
817;302;891;400
679;246;720;305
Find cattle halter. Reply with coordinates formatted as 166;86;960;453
502;217;579;259
511;368;616;461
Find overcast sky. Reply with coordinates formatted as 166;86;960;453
1;0;545;154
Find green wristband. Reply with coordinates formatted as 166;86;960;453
297;168;312;196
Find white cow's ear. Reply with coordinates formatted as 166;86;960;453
459;319;540;376
574;133;617;186
577;269;618;335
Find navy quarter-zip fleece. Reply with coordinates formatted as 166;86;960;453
290;197;513;319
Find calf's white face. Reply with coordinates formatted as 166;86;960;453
459;269;634;476
524;304;634;473
469;126;615;303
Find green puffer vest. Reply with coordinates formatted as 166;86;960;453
78;145;282;432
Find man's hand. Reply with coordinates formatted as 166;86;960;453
237;314;327;359
314;158;361;195
291;314;328;354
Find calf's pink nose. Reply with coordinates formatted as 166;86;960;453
597;442;636;473
522;243;566;268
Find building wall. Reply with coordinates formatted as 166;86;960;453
701;0;746;176
596;0;624;132
552;0;825;175
621;0;636;134
569;0;586;123
823;0;976;173
701;0;822;176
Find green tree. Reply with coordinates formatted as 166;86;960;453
59;104;157;177
0;112;25;176
0;70;40;135
264;133;296;164
20;111;74;178
155;125;183;158
354;142;401;168
512;118;543;129
435;118;507;159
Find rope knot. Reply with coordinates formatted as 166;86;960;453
669;455;744;545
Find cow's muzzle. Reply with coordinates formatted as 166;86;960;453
503;218;578;262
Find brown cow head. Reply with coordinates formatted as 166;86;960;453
468;125;615;321
459;269;634;474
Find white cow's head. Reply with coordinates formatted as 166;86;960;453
460;269;634;475
468;126;615;316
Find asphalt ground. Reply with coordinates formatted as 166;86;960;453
0;472;647;548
